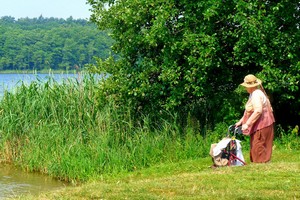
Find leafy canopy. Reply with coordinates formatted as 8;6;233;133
88;0;300;128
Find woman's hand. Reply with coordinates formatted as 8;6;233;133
242;124;249;131
235;121;242;127
242;124;250;135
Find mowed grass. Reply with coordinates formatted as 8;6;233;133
17;149;300;200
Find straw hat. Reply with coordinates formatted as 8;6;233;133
240;74;262;88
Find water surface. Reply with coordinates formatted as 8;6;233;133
0;73;78;98
0;164;68;199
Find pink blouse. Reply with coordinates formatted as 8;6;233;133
242;89;275;135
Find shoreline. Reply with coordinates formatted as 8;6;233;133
0;69;80;74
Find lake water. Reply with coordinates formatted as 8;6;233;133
0;164;69;199
0;73;79;98
0;73;77;199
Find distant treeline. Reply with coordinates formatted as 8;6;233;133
0;16;114;71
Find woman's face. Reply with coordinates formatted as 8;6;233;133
245;87;255;93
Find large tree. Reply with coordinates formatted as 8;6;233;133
88;0;300;128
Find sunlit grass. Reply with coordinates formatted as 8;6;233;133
17;149;300;200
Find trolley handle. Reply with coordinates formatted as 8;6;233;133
235;126;242;135
227;125;242;137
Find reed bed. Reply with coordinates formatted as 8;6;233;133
0;74;224;183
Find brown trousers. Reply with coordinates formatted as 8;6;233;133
250;124;274;163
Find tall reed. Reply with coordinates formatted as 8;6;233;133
0;74;231;182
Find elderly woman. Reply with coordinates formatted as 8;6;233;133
235;74;275;163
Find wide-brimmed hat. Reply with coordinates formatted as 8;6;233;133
240;74;262;88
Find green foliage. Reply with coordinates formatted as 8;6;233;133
275;125;300;150
87;0;300;129
0;16;114;72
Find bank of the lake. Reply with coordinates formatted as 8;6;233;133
16;149;300;200
0;72;226;183
0;73;83;199
0;164;69;199
0;70;79;74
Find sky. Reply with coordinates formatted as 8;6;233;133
0;0;92;20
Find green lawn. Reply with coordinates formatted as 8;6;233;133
18;149;300;200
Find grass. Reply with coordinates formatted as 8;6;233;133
16;149;300;199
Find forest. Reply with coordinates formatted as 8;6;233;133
0;16;114;71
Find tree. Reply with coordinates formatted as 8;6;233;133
231;1;300;128
88;0;299;128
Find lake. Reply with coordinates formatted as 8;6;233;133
0;164;69;199
0;73;79;98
